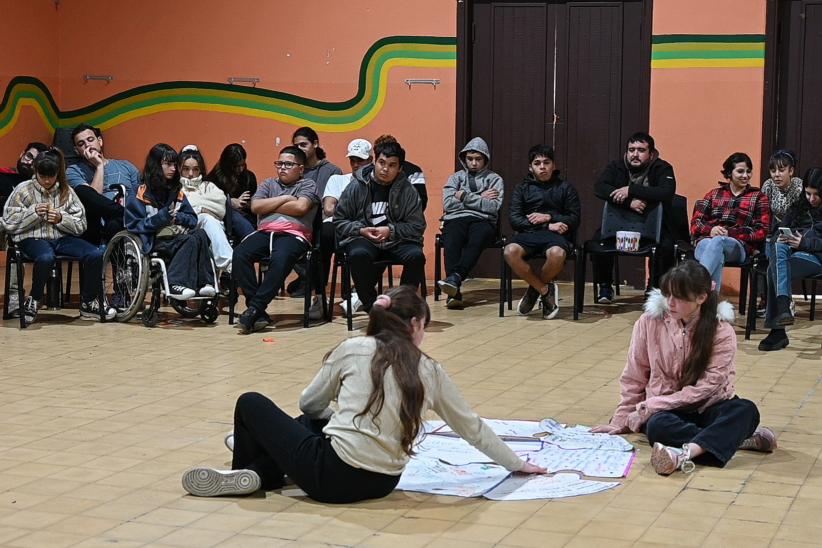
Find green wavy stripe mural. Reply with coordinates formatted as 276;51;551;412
0;36;457;136
652;34;765;69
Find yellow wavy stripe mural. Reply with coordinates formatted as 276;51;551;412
0;36;457;137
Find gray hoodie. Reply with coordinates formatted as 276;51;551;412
441;137;504;224
303;159;343;197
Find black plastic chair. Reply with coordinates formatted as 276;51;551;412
579;202;663;314
328;246;427;331
433;222;507;317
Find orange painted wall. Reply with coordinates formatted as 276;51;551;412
0;0;458;274
0;0;60;155
650;0;767;292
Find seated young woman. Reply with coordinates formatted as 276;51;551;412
593;260;777;475
207;143;258;241
178;145;232;273
182;285;545;503
124;143;215;300
2;148;116;324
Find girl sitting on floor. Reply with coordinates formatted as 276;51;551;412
593;260;777;475
182;285;545;503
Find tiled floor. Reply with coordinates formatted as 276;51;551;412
2;276;821;547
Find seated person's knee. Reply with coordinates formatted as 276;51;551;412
503;243;523;261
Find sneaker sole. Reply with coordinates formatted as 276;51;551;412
182;468;260;497
79;312;117;321
446;299;464;310
543;305;560;320
168;293;196;301
597;297;614;304
438;280;459;298
224;433;234;452
650;443;677;475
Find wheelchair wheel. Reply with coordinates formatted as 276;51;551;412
102;230;149;322
170;299;204;318
201;303;219;324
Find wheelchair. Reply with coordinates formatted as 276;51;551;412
101;230;220;327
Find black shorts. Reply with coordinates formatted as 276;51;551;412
509;230;572;258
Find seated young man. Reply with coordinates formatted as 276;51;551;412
334;139;426;312
233;146;319;333
438;137;503;308
503;145;580;319
66;123;140;244
592;132;677;302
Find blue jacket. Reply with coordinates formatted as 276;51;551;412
125;184;198;253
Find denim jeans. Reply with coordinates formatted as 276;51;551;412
17;236;104;302
694;236;747;289
764;240;822;328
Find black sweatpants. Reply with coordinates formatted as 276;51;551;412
643;396;759;467
74;185;124;245
233;231;308;310
442;217;496;280
152;229;214;289
232;392;400;503
344;238;425;310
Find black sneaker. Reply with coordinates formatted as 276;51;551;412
168;285;196;300
238;306;272;334
597;284;614;304
774;296;794;326
80;298;117;321
438;274;461;298
446;291;464;310
541;283;559;319
517;286;540;315
22;296;39;326
758;329;789;351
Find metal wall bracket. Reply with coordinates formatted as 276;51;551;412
228;77;261;86
404;78;441;89
84;74;114;83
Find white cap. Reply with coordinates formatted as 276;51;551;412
346;138;372;160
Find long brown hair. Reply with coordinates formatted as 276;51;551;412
660;260;719;387
33;147;69;205
354;285;431;456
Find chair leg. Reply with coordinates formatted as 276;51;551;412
303;255;312;329
64;260;73;304
573;255;580;321
811;280;818;321
228;275;237;325
343;260;353;331
802;279;809;301
499;248;506;318
614;256;620;296
745;266;758;340
739;268;749;316
17;256;27;329
328;258;339;322
434;239;442;301
387;266;394;288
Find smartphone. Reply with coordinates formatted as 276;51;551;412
778;227;794;238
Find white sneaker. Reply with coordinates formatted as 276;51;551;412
181;467;260;497
340;293;363;315
7;292;21;318
224;432;234;452
198;284;217;298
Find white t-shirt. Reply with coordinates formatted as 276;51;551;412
322;173;353;222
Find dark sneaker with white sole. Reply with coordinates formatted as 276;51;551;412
23;296;39;326
597;284;614;304
168;285;196;300
182;467;261;497
438;274;461;298
541;283;559;319
238;306;272;334
517;286;540;315
80;299;117;321
446;292;464;309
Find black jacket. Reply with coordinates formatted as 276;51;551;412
594;157;677;237
780;202;822;262
334;165;426;247
509;172;581;238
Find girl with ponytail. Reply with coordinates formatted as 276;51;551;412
183;285;545;502
593;260;778;475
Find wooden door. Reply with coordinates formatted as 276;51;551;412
457;0;652;283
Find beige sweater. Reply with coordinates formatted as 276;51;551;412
299;337;525;475
181;176;226;220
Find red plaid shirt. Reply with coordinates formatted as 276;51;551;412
690;183;770;255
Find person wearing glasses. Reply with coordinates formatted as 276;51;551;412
334;139;426;312
66;123;140;245
232;146;320;333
